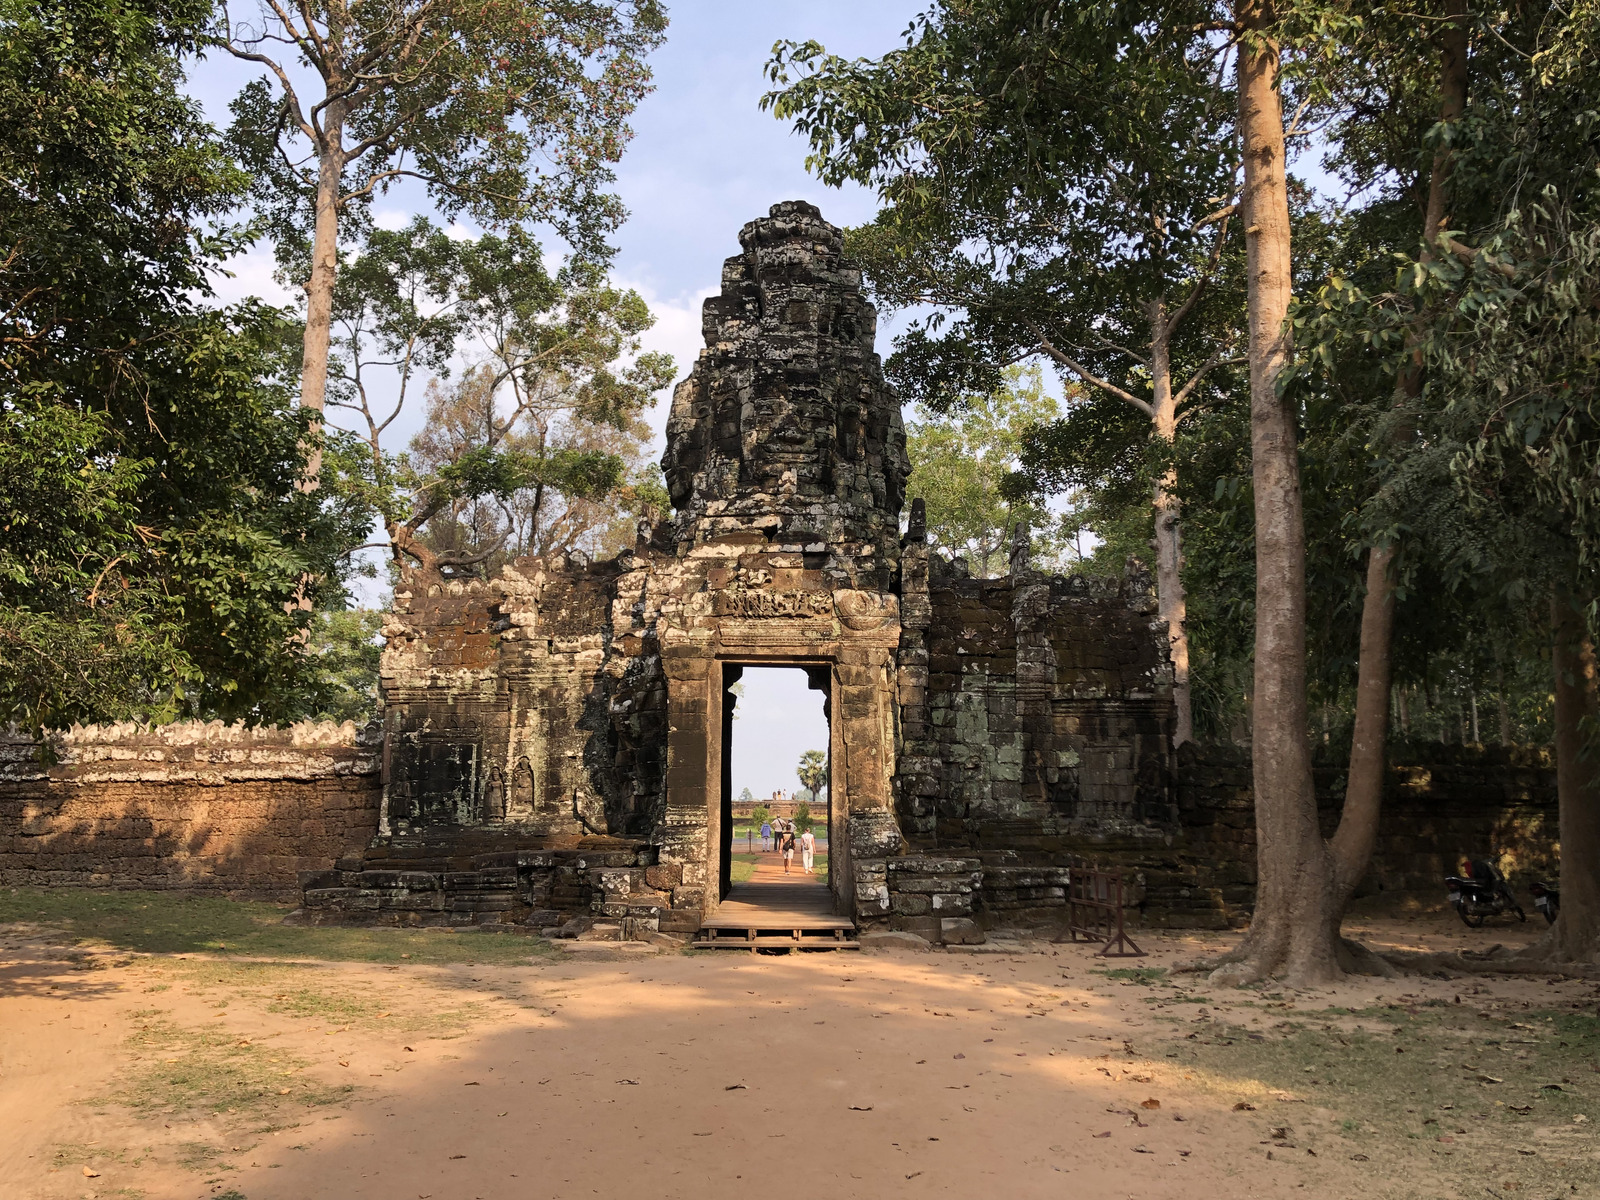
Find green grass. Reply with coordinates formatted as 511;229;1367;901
1157;998;1600;1199
0;887;557;966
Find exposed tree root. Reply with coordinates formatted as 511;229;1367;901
1336;936;1397;978
1170;941;1254;976
1378;946;1600;981
1173;936;1394;983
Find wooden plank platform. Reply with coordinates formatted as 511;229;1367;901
693;858;856;951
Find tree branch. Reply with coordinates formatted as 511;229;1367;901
1166;213;1234;337
1025;321;1154;418
1172;344;1246;412
1445;237;1518;279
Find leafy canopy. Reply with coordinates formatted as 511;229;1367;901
0;0;371;732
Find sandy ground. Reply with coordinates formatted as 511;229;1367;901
0;910;1588;1200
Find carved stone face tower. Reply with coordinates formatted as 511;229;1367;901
662;200;909;558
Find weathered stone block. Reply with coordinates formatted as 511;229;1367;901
940;917;984;944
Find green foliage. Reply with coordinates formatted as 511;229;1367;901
749;805;771;828
327;218;674;574
766;0;1244;425
906;364;1075;575
793;801;814;834
0;0;373;732
304;609;383;724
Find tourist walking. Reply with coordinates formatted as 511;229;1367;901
780;829;796;874
760;820;772;851
800;827;816;874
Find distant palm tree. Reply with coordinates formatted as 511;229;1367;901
797;749;827;803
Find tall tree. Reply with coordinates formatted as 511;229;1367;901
215;0;667;482
1272;0;1477;960
327;219;672;576
765;1;1245;743
0;0;369;733
1415;0;1600;962
1211;0;1333;983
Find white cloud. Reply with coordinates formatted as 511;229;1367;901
204;244;298;310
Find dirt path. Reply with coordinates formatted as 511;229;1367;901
1;913;1591;1200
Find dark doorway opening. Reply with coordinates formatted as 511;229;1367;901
718;663;832;906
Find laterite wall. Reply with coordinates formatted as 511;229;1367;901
0;722;381;901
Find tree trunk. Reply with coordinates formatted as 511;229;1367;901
1221;0;1339;986
1149;307;1193;746
1325;0;1468;916
1546;593;1600;962
1328;543;1395;898
299;115;346;489
1496;678;1512;744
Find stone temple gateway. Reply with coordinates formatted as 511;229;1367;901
301;201;1177;942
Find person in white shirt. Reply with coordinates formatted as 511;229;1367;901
800;827;816;874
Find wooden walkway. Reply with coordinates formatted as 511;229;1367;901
694;857;857;951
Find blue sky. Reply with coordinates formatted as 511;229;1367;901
731;667;831;807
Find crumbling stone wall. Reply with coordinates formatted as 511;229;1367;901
0;722;379;900
360;201;911;937
662;200;908;556
885;512;1176;937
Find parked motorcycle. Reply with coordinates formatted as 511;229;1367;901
1530;880;1561;925
1445;859;1526;928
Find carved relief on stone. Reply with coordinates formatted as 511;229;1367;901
483;767;506;822
711;590;834;620
718;620;838;647
833;589;900;631
510;756;535;814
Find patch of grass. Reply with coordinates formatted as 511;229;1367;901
1094;966;1168;984
0;887;557;965
53;1141;128;1167
1163;1003;1599;1199
105;1013;350;1119
730;854;759;885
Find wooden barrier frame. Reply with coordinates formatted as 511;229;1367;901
1054;858;1145;957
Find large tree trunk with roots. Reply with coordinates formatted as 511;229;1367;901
1330;0;1469;919
1540;594;1600;963
1212;0;1343;987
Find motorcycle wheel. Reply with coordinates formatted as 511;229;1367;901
1458;908;1485;928
1544;903;1559;926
